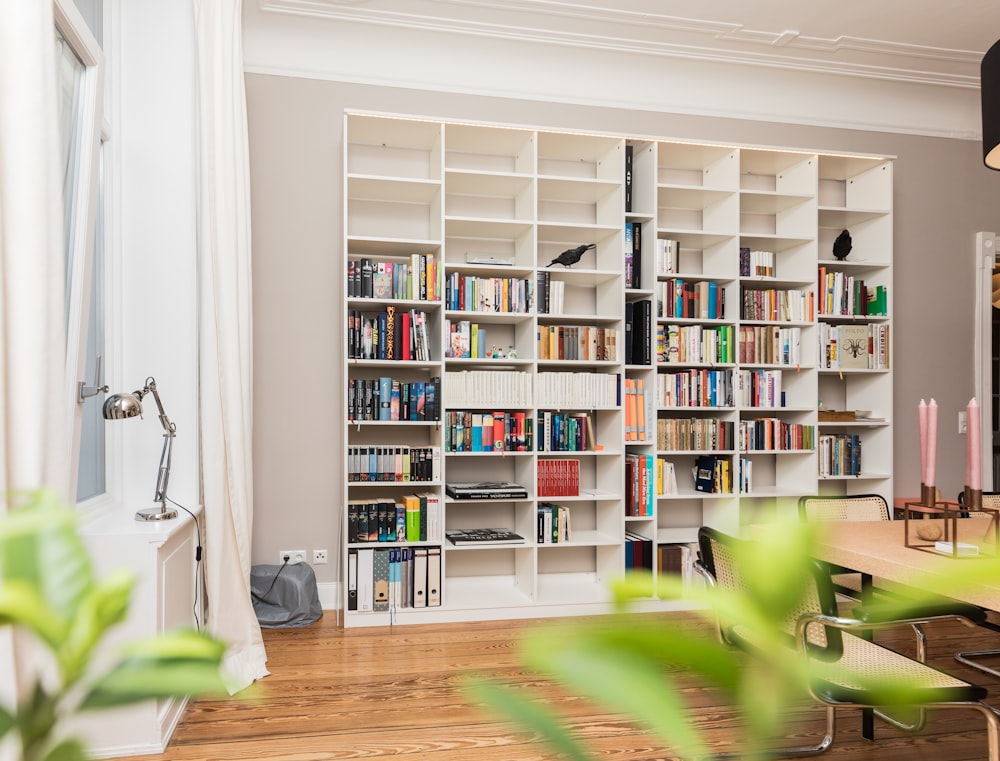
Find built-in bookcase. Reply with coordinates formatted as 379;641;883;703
343;112;892;627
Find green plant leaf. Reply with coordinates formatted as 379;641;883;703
0;581;66;652
79;657;229;710
464;677;594;761
0;702;15;741
0;490;93;624
118;628;227;661
41;737;89;761
60;570;135;684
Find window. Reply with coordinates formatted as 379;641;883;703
54;0;107;502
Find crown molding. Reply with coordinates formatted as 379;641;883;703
256;0;983;88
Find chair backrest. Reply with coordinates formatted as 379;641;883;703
697;525;843;659
798;494;890;523
958;490;1000;518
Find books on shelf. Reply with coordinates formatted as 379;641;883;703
740;286;814;322
445;481;529;499
656;417;733;451
817;267;889;317
537;325;618;362
817;323;889;369
693;455;731;494
656;279;725;320
347;255;438;301
537;458;580;497
444;272;532;313
444;411;532;453
348;547;441;612
740;248;775;278
537;503;572;543
624;222;642;288
658;323;735;365
655;239;678;276
446;528;525;546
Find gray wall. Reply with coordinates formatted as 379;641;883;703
246;73;1000;581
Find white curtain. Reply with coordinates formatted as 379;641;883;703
0;0;71;725
193;0;268;693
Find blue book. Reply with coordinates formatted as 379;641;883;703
379;376;392;421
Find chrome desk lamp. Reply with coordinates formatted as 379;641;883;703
103;377;178;521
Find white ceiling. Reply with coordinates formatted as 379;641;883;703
258;0;1000;88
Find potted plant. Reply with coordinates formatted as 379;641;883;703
0;489;229;761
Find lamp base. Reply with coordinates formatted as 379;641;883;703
135;506;179;522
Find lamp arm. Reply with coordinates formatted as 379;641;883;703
140;377;177;437
138;377;176;508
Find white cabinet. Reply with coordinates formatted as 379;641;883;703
75;509;200;756
342;113;892;626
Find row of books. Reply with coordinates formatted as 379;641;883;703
347;376;440;422
444;370;533;408
625;532;653;570
740;248;775;278
656;417;734;452
443;410;532;453
738;456;753;493
817;323;889;370
346;494;442;544
818;433;862;476
739;325;802;366
623;377;648;442
655;239;679;277
537;458;580;497
347;254;439;302
625;453;655;515
817;268;888;317
538;503;572;543
694;455;733;494
347;546;441;612
734;369;785;409
738;419;815;452
740;287;815;323
657;323;735;365
659;543;703;592
444;272;532;313
624;222;643;289
347;445;441;482
656;368;735;408
537;325;619;362
347;307;432;361
536;371;620;408
537;411;596;452
445;320;504;359
624;300;653;365
656;279;726;320
535;271;564;315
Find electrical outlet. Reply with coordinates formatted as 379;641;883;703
279;549;306;565
960;410;968;434
313;549;328;564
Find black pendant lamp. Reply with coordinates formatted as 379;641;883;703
983;38;1000;169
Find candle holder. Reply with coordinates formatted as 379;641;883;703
920;483;937;507
903;490;999;558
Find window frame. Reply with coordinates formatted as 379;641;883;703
54;0;107;505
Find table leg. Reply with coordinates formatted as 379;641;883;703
861;572;875;741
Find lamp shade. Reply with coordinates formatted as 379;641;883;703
103;393;143;420
983;38;1000;169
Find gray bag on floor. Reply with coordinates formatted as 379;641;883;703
251;562;323;628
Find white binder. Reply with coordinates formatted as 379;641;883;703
413;548;428;608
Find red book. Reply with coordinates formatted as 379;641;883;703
400;311;411;360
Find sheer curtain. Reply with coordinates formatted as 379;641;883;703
0;0;71;713
193;0;268;693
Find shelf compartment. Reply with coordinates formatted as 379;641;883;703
346;114;442;181
537;132;622;181
657;143;738;189
445;123;535;174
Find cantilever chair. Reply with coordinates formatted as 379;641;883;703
696;526;1000;759
953;491;1000;678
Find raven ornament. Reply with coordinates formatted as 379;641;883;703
833;229;852;261
547;243;595;268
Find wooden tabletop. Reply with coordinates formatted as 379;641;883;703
811;520;1000;611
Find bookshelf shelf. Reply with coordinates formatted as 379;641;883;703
342;113;892;627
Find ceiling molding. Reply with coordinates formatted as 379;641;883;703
257;0;983;88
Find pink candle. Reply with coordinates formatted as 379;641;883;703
918;399;928;484
926;399;937;487
969;397;982;490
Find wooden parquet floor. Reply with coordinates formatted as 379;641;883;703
111;611;1000;760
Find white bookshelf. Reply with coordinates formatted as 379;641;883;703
342;113;893;626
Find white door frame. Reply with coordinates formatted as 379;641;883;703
975;232;995;492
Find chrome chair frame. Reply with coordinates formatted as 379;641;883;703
696;526;1000;759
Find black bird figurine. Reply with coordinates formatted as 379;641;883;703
547;243;595;268
832;229;852;261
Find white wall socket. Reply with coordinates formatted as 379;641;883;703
313;549;328;564
279;549;306;564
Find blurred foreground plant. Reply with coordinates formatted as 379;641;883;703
468;518;1000;761
0;489;230;761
